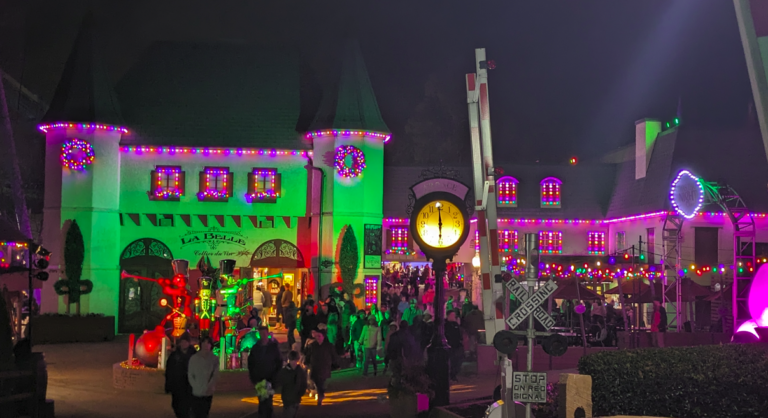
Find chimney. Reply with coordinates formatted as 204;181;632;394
635;118;662;179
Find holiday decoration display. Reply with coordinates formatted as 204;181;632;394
122;146;310;158
60;139;95;170
54;221;93;312
38;122;128;134
334;145;366;178
670;170;705;219
0;242;27;248
133;326;171;368
195;256;218;336
245;169;280;202
389;227;409;253
153;166;183;199
120;259;193;337
339;225;364;298
498;230;518;252
364;276;378;307
497;176;518;206
538;231;563;254
587;232;606;255
540;177;562;207
305;129;391;143
197;168;230;200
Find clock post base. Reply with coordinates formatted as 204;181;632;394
427;342;451;406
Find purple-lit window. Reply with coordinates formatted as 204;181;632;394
499;230;518;253
497;177;518;207
246;168;281;203
364;276;379;307
197;167;232;202
150;166;184;201
539;231;562;254
588;232;606;255
388;227;411;254
541;177;562;208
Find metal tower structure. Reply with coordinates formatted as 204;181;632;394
661;214;684;331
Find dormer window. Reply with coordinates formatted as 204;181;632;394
246;168;281;203
497;176;518;207
150;166;184;201
197;167;232;202
540;177;562;208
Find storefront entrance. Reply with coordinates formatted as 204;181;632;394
249;239;308;324
118;238;174;333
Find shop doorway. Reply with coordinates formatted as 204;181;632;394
249;239;307;324
118;238;174;333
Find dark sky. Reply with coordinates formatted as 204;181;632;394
0;0;755;165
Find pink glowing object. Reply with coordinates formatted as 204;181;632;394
737;320;759;339
748;264;768;327
574;304;586;315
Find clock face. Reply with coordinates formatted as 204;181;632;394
415;200;466;249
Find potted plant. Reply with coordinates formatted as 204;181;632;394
387;358;434;418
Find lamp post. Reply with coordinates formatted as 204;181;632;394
428;257;451;407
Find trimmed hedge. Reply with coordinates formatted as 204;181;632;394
578;344;768;418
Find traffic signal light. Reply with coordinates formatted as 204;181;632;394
32;245;50;281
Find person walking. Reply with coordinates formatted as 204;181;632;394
248;326;283;418
284;301;299;350
358;316;381;377
299;304;317;355
349;310;367;368
254;286;267;323
276;350;307;418
165;333;196;418
261;285;273;325
651;298;667;347
188;336;219;418
383;322;399;374
281;284;294;327
445;310;464;382
305;329;339;406
401;299;423;326
275;285;285;329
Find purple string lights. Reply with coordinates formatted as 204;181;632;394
245;169;279;202
334;145;366;178
670;170;705;219
121;146;311;158
305;129;391;143
39;122;128;134
60;138;95;170
197;168;230;200
153;167;183;199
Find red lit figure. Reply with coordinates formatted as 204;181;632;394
121;259;193;336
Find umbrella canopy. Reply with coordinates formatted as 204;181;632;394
551;280;603;301
665;278;712;302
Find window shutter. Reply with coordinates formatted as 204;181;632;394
198;171;205;198
179;171;186;197
149;170;157;200
227;172;234;199
274;173;282;200
247;172;255;196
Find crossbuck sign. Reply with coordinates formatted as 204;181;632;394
506;279;557;330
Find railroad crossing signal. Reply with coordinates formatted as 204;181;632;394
505;279;557;330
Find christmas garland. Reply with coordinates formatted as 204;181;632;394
61;139;95;170
334;145;366;178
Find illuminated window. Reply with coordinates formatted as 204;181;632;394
197;167;232;202
498;230;519;253
588;232;606;255
364;276;379;307
150;166;184;201
540;177;562;208
539;231;563;254
497;176;519;207
388;227;411;254
246;168;281;203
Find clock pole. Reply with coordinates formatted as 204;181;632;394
428;256;451;406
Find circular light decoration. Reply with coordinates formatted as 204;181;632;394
60;138;95;170
334;145;366;178
669;170;704;219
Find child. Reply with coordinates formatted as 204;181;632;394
277;351;307;418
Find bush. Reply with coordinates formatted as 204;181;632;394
578;344;768;418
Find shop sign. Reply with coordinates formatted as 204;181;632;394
364;224;383;269
179;227;248;250
670;170;704;219
410;177;469;200
512;372;547;403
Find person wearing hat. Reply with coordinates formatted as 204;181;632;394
165;333;196;418
304;328;339;405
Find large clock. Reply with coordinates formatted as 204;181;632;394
410;192;470;260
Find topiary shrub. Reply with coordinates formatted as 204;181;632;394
338;225;363;300
54;220;93;314
578;344;768;418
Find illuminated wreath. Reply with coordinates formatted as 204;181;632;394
61;139;95;170
334;145;366;178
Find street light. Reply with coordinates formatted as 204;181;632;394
472;254;480;269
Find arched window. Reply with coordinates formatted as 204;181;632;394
540;177;562;208
497;176;519;207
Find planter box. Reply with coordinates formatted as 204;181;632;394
31;315;115;344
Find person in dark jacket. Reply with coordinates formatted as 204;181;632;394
165;334;197;418
304;329;339;406
444;310;463;381
248;326;283;418
284;301;299;349
349;310;367;368
299;304;318;354
275;286;285;329
276;350;307;418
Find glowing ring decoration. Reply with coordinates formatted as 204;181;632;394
334;145;366;178
61;139;95;170
669;170;704;219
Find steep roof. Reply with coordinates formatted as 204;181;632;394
607;125;768;217
116;42;308;149
41;12;123;125
382;163;615;219
310;40;389;133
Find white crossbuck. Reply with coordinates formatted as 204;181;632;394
505;279;558;330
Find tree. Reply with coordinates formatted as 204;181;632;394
338;225;363;300
54;220;93;315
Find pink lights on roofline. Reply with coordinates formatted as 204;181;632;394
38;122;128;134
121;146;311;158
602;211;669;224
305;129;391;143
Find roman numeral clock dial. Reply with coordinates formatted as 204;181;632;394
416;200;465;249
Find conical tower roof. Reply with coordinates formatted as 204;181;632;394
41;12;123;125
310;40;389;134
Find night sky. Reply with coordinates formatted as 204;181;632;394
0;0;755;166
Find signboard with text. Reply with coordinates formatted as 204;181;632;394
512;372;547;403
506;280;557;330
